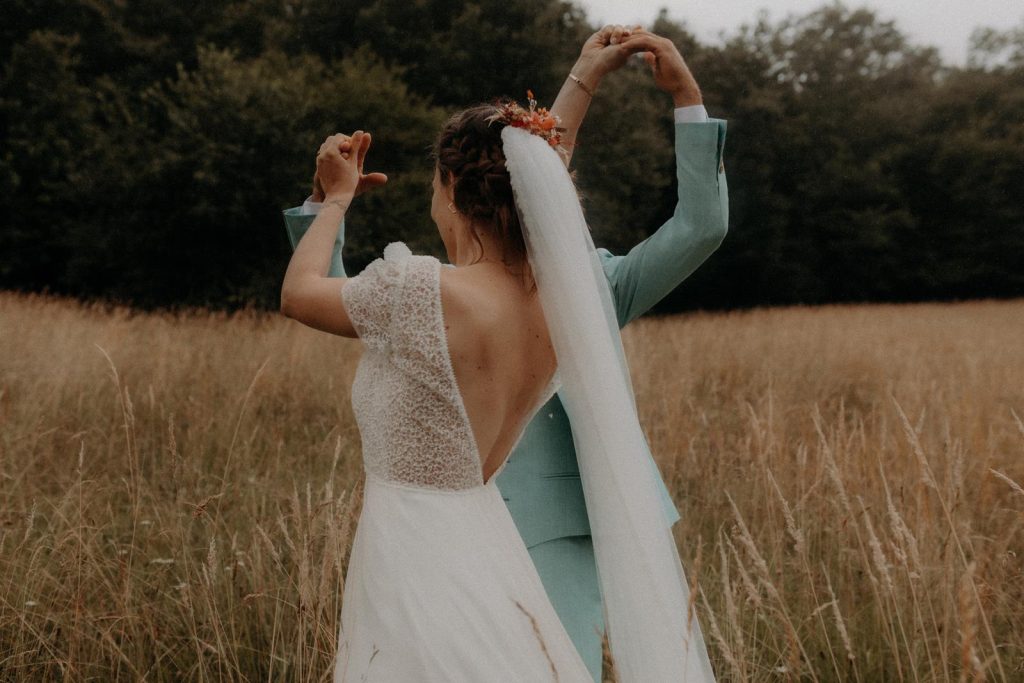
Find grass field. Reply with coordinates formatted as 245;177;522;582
1;291;1022;681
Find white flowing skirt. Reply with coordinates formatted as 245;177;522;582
334;474;593;682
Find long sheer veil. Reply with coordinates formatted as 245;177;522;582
500;124;717;682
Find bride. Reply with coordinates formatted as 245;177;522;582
280;26;718;682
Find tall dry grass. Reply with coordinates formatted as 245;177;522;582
1;290;1021;681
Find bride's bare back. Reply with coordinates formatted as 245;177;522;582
439;263;556;483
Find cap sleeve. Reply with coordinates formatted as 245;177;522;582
341;241;412;350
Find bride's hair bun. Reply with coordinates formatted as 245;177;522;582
430;100;529;283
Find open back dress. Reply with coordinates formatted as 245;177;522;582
334;241;590;682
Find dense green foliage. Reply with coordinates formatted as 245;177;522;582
1;0;1021;312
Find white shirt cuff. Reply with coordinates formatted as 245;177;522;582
301;194;322;215
674;104;708;124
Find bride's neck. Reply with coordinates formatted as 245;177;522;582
447;223;507;268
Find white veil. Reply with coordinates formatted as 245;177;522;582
500;124;717;682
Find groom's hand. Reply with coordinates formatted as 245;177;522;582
618;30;702;107
310;133;388;202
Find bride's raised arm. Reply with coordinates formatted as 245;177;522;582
549;24;644;168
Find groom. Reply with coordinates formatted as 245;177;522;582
282;27;728;682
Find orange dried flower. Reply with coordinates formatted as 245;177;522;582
486;90;564;149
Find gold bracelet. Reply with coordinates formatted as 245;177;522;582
568;72;596;97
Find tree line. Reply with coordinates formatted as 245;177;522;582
1;0;1021;313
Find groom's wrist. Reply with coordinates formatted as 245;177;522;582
672;86;702;108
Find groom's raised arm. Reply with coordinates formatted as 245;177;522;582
599;110;728;328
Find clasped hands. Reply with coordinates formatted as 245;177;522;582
310;25;700;202
580;24;703;107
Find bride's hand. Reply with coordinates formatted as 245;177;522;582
577;24;643;80
311;131;388;202
316;131;369;200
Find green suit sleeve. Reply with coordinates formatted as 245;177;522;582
598;118;729;527
281;205;348;277
598;118;729;328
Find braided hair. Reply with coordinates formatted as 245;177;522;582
429;99;536;292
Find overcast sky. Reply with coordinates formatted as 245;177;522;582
575;0;1023;66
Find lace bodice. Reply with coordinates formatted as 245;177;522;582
342;242;557;492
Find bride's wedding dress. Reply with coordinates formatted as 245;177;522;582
334;241;592;682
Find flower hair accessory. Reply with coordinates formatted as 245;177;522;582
487;90;565;151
